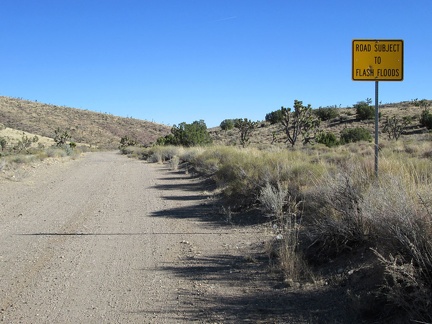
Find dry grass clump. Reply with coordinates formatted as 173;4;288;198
259;182;309;281
303;154;432;321
363;177;432;322
303;164;373;264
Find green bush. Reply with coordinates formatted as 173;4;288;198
265;109;284;124
170;120;212;147
155;134;175;146
316;131;339;147
314;107;339;121
420;109;432;129
220;119;235;131
340;127;372;144
355;101;375;120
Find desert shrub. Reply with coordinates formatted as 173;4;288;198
220;119;235;131
170;120;212;147
313;106;339;121
46;146;74;158
360;175;432;322
259;182;308;280
259;182;288;219
149;151;163;163
14;133;39;153
420;109;432;129
265;109;284;124
0;137;7;151
303;154;432;319
155;134;176;146
413;99;431;130
119;135;137;148
9;154;38;164
120;145;148;159
340;127;372;144
169;155;180;170
305;168;372;261
316;131;339;147
178;146;204;164
159;145;182;161
354;100;374;120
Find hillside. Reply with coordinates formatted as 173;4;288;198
1;96;430;150
0;96;171;149
209;101;430;146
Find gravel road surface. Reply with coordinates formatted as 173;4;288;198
0;152;278;323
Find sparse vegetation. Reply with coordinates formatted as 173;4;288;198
0;96;170;149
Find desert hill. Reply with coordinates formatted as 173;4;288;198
0;96;430;150
209;100;430;146
0;96;171;149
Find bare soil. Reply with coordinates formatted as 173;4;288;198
0;152;352;323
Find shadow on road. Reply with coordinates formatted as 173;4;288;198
151;169;269;227
160;253;351;323
148;168;353;323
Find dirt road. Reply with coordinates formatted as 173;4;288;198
0;152;351;323
0;152;276;323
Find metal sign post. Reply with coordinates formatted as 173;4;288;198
374;81;379;177
352;39;404;178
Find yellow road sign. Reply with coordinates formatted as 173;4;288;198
352;39;403;81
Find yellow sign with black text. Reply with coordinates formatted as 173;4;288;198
352;39;403;81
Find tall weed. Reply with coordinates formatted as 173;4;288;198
259;182;307;281
361;175;432;321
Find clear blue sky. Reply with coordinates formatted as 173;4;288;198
1;1;430;127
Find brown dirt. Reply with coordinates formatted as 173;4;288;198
0;152;353;323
